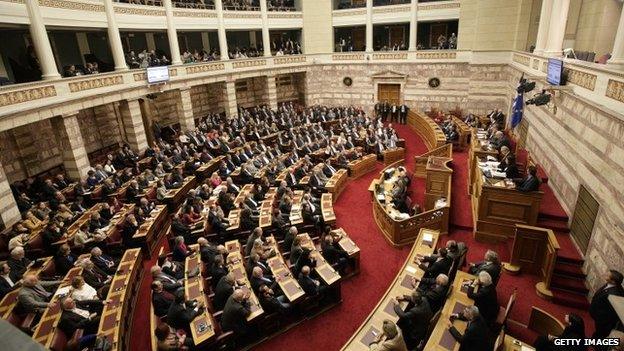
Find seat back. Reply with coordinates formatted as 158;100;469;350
528;306;565;337
502;288;517;323
493;327;505;351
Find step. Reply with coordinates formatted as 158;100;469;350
538;211;569;223
553;261;585;279
552;290;590;309
554;232;583;261
550;276;589;295
536;218;570;233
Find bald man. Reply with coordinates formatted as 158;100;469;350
58;297;100;337
221;289;253;340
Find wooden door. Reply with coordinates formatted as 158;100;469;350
569;185;598;254
352;27;366;51
378;84;401;105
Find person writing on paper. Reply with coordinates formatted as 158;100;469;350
446;305;493;351
368;319;408;351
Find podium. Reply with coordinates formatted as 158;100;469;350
382;147;405;166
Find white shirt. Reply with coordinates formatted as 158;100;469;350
72;283;98;301
1;274;14;288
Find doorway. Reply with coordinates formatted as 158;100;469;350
569;185;599;254
377;83;401;105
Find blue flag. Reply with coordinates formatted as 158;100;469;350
511;89;524;129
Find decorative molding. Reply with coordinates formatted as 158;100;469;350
373;52;408;60
267;12;302;19
39;0;104;11
133;68;177;82
605;79;624;103
68;75;124;93
532;59;540;70
173;10;216;18
0;85;56;107
564;68;596;91
418;2;460;11
223;12;261;19
114;5;165;16
0;0;25;3
232;59;267;69
541;61;548;73
332;53;365;61
512;53;530;66
185;62;226;75
416;52;456;60
372;5;410;14
332;9;366;16
273;56;307;65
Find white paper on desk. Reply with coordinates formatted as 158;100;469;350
423;233;433;243
405;265;417;274
491;171;507;178
55;286;71;297
486;161;500;167
486;155;497;162
521;345;535;351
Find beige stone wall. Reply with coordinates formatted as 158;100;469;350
506;66;624;294
149;90;181;127
235;77;269;108
190;82;226;116
305;63;510;116
77;104;123;155
573;0;621;56
459;0;535;51
301;0;333;54
276;73;305;104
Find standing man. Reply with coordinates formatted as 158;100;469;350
590;270;624;350
399;103;409;124
382;101;390;122
391;103;399;123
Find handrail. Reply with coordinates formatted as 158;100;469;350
414;143;452;177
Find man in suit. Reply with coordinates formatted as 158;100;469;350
417;248;453;287
467;272;498;325
197;237;220;267
7;247;31;281
390;104;399;123
80;260;111;295
167;290;205;335
151;265;183;293
399;104;409;124
17;274;61;314
214;273;238;311
590;270;624;346
151;280;174;317
368;319;408;351
393;290;432;349
447;305;493;351
90;247;117;276
0;263;18;299
221;289;253;340
58;297;100;337
250;267;278;294
298;265;323;297
323;159;337;178
516;165;540;192
469;250;502;287
418;274;449;313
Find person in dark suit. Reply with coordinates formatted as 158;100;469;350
393;290;433;349
417;248;453;287
418;274;449;313
297;265;323;297
590;270;624;345
171;236;193;263
90;247;118;275
468;250;502;286
58;297;100;338
221;289;253;341
447;305;493;351
55;244;78;276
399;104;409;124
210;256;229;289
466;272;498;325
7;247;31;281
534;313;587;351
321;235;349;274
151;281;174;317
498;154;520;179
197;238;220;267
0;263;18;300
80;260;110;297
150;265;183;294
167;291;205;335
250;267;278;293
214;273;237;311
515;165;540;192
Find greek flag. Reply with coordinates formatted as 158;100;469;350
511;81;524;129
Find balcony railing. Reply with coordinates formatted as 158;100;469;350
173;0;216;9
115;0;163;6
373;0;410;6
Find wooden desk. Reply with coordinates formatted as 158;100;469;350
424;270;477;351
184;244;216;346
133;205;168;257
0;256;53;319
325;169;348;201
164;176;197;211
289;190;304;226
196;156;225;179
407;110;446;151
331;228;361;276
97;248;142;351
258;191;276;229
227;209;241;232
467;129;498;195
342;229;439;351
321;193;336;225
502;335;535;351
265;236;305;302
233;184;254;208
382;147;406;166
33;254;90;349
348;154;377;179
298;233;341;285
451;116;471;151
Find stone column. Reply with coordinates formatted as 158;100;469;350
543;0;570;57
365;0;373;52
76;33;90;66
119;99;149;153
224;80;238;118
103;0;128;71
607;7;624;68
0;162;21;228
146;33;157;51
163;0;182;65
533;0;553;55
260;0;272;57
51;113;91;181
24;0;61;80
408;0;418;51
215;0;229;60
178;88;196;131
266;75;278;110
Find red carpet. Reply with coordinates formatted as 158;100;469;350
130;125;593;350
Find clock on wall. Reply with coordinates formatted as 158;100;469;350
428;77;441;88
343;77;353;86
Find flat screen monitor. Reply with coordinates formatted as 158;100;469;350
146;66;170;84
546;58;563;85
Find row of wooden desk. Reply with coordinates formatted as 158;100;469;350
325;169;348;200
224;241;265;321
0;256;53;320
184;244;216;346
348;154;377;179
407;111;446;151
